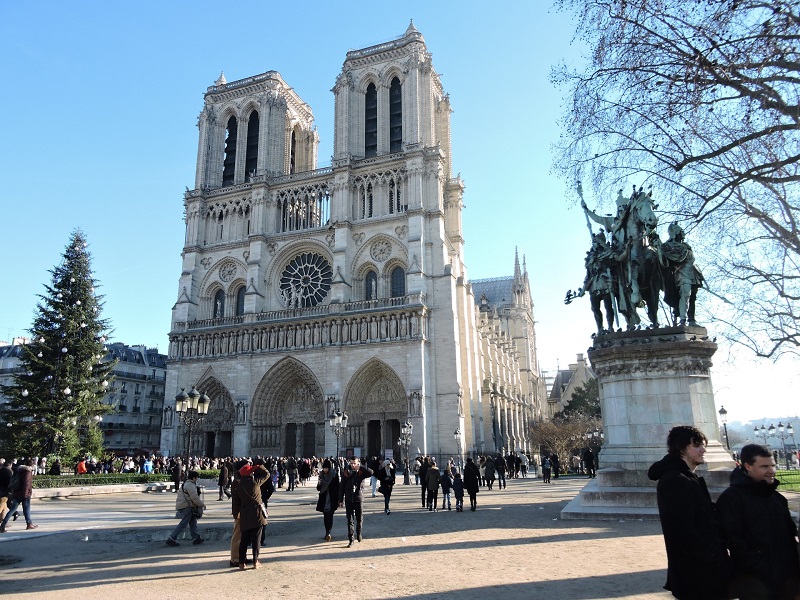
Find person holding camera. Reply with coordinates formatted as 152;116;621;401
338;457;373;547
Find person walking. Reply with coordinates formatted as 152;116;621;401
551;454;560;479
463;457;480;511
376;457;396;514
583;448;596;478
426;459;441;511
338;457;373;548
495;453;507;489
484;455;496;490
316;458;340;541
0;458;36;532
218;458;232;500
541;455;552;483
648;426;730;599
452;471;465;511
286;456;298;491
717;444;799;599
165;470;205;547
418;456;430;509
232;462;270;570
440;466;453;510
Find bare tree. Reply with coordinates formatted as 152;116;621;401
553;0;800;357
529;415;601;472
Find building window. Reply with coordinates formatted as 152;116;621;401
389;77;402;153
222;116;237;186
365;271;378;300
290;129;297;174
280;252;333;308
235;286;246;316
365;83;377;158
213;289;225;318
390;266;405;298
245;110;259;178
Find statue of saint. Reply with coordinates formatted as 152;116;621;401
579;231;616;334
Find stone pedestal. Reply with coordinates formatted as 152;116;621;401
560;326;734;520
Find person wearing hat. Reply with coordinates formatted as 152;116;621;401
227;458;249;568
232;461;270;570
316;458;340;541
165;470;205;547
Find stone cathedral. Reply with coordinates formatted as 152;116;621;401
162;24;546;462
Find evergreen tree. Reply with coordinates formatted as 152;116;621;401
0;230;115;461
555;378;600;420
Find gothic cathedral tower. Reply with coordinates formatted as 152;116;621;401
164;24;542;462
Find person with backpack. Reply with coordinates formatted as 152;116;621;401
0;458;37;532
542;455;552;483
165;470;205;547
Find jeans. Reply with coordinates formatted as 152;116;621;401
239;525;262;564
370;476;377;496
288;471;296;491
169;507;199;541
497;471;506;489
441;491;451;510
1;497;31;527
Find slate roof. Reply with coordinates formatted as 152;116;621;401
471;276;515;307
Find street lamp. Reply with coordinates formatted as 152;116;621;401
718;406;730;450
453;428;462;472
398;420;413;485
174;386;210;468
771;422;794;469
329;410;348;460
754;424;769;446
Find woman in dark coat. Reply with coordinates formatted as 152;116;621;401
376;458;396;514
315;458;339;541
463;457;481;511
232;463;270;570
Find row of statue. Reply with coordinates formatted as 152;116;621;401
566;184;703;335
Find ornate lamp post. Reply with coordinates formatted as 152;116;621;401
174;386;210;468
398;420;413;485
329;410;348;459
771;422;794;469
754;424;770;447
718;406;730;450
453;428;462;472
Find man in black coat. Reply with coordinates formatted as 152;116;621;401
338;457;373;548
717;444;800;600
648;426;730;600
418;456;430;509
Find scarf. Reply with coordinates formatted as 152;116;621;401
318;470;334;494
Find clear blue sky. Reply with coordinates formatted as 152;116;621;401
1;1;797;424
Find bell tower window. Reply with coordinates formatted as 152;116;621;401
235;286;246;316
389;77;402;153
365;83;377;158
222;116;237;186
365;271;378;300
245;111;259;178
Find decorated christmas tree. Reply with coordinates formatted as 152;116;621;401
0;230;115;461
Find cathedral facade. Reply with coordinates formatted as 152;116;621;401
162;24;545;461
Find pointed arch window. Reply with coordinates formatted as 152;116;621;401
390;266;405;298
235;286;246;316
245;111;259;178
213;289;225;319
365;83;377;158
290;129;297;174
222;116;237;186
365;271;378;300
389;77;402;153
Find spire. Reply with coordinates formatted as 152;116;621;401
514;247;522;282
405;20;418;36
214;71;227;86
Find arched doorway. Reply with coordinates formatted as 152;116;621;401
190;375;235;458
343;359;407;459
250;357;325;457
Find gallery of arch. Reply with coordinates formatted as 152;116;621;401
162;24;546;461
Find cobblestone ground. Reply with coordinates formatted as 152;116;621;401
0;476;682;600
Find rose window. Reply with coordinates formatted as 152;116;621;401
280;252;332;308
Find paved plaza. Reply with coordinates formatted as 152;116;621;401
0;476;682;600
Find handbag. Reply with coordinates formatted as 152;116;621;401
182;482;204;519
258;502;268;523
